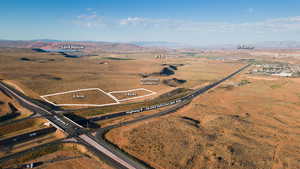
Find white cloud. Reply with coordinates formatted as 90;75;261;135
77;14;97;19
267;16;300;23
118;16;300;33
120;17;147;25
74;10;105;28
73;11;300;34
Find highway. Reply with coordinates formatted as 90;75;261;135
0;82;144;169
79;134;136;169
0;127;56;146
0;63;250;169
90;64;251;123
91;64;252;168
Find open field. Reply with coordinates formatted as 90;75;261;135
74;88;193;117
106;70;300;169
109;88;155;101
0;47;169;97
0;47;243;111
2;45;300;169
0;89;33;120
25;150;113;169
1;143;112;169
0;90;13;115
42;88;118;106
0;130;65;158
96;103;178;128
0;118;47;139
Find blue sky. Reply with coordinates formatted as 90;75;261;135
1;0;300;45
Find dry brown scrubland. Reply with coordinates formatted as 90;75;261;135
0;89;33;117
25;143;113;169
3;47;300;168
29;150;113;169
0;48;242;110
0;118;47;139
2;143;113;169
45;89;117;105
0;91;14;114
106;72;300;169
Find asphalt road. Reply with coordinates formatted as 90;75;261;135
0;63;250;169
0;127;56;146
90;63;251;123
0;82;143;169
93;63;251;169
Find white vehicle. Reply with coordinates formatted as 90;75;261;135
29;133;37;137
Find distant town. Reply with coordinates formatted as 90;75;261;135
250;62;300;77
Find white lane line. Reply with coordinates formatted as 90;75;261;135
0;83;137;169
63;115;84;128
79;134;136;169
63;138;78;142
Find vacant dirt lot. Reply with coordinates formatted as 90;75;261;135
110;88;154;101
106;72;300;169
44;89;117;106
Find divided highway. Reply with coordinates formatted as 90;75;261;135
92;64;251;168
0;127;56;146
0;82;144;169
0;63;250;169
90;64;251;123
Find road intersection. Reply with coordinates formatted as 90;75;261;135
0;64;250;169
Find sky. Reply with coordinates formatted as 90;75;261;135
1;0;300;46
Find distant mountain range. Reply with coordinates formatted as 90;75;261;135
198;41;300;50
131;41;192;49
254;41;300;49
0;39;300;50
0;39;155;53
132;40;300;49
30;39;62;42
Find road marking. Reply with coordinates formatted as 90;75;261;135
0;82;138;169
79;134;136;169
62;115;84;128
